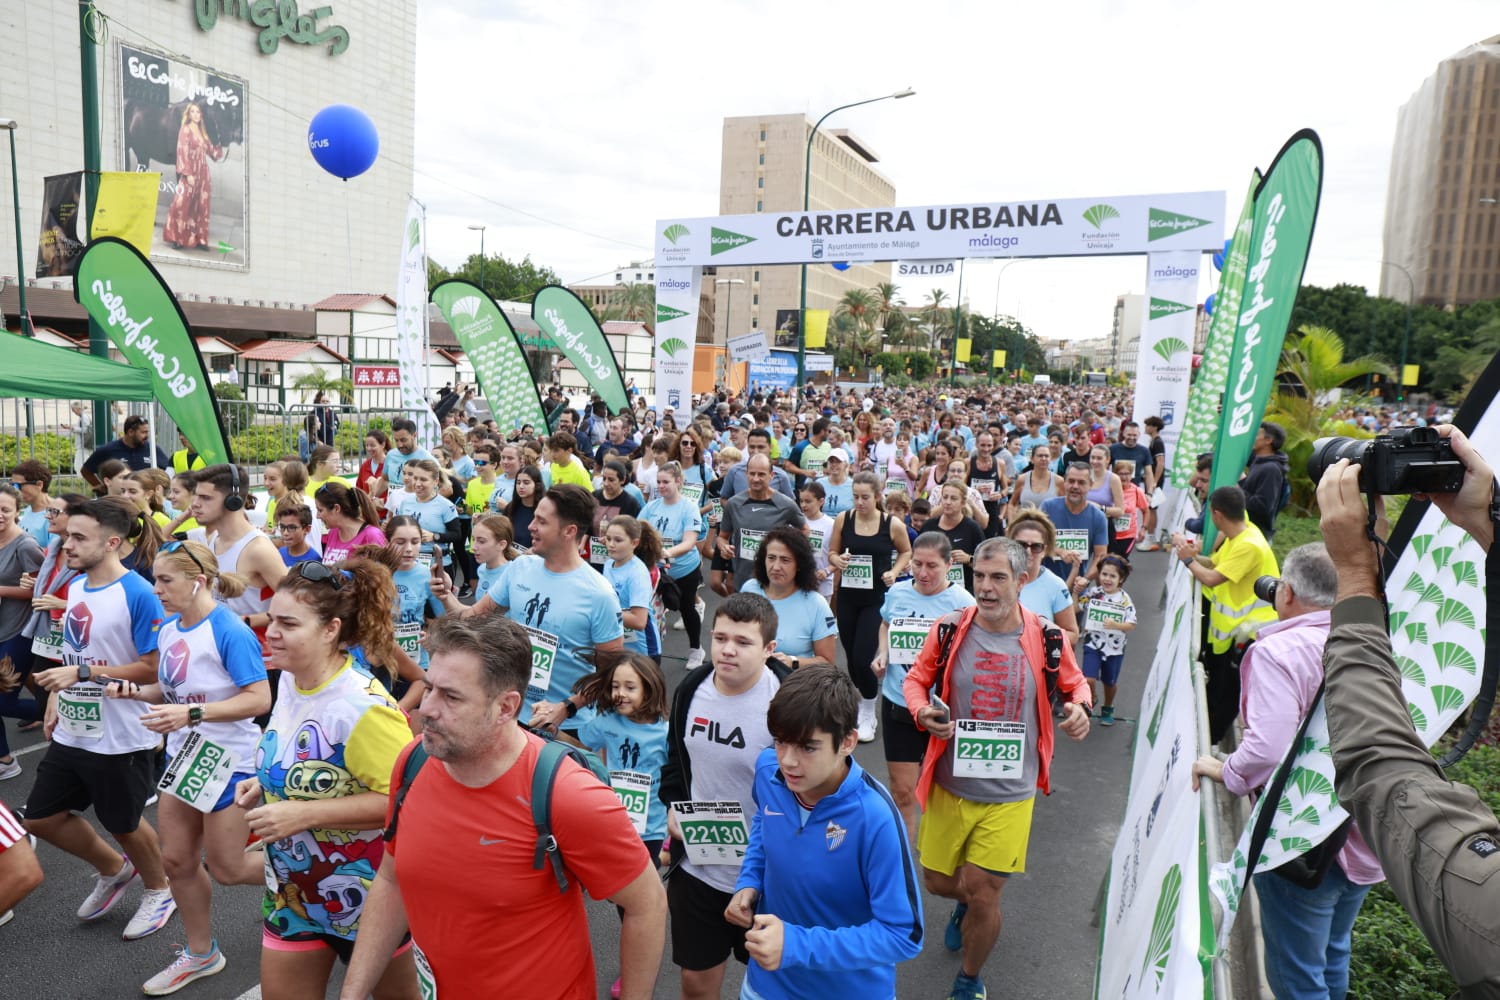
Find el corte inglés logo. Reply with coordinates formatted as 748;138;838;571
656;303;690;324
1148;207;1211;241
710;227;755;255
1149;296;1192;320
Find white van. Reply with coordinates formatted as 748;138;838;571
1032;374;1052;385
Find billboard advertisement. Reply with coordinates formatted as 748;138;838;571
119;43;247;269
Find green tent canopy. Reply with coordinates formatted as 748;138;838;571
0;332;154;400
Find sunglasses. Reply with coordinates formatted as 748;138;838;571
1016;541;1047;554
296;560;351;590
161;540;208;578
474;459;489;466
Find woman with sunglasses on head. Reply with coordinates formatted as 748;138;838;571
10;460;54;549
316;482;386;567
108;540;270;995
306;445;345;499
1008;507;1081;647
234;559;419;1000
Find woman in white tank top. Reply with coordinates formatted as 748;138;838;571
1009;443;1064;520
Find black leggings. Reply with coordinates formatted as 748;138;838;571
672;566;703;649
836;599;883;699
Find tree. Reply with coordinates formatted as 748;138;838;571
291;369;354;404
922;289;951;353
602;282;655;328
427;252;561;303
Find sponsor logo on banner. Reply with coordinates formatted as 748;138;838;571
450;296;482;320
667;389;682;408
1150;263;1200;281
662;224;690;245
1082;203;1120;228
711;226;755;255
657;303;689;324
657;277;691;291
1148;207;1212;241
660;337;689;358
1152;337;1190;362
810;238;824;260
1149;296;1193;321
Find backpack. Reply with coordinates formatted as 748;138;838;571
385;728;612;893
932;611;1071;718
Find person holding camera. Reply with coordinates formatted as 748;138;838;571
1190;543;1384;999
1317;426;1500;992
1172;485;1279;744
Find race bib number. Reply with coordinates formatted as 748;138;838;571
1086;602;1127;631
709;498;723;525
589;536;608;565
395;620;422;658
610;770;653;835
1055;529;1090;557
416;552;435;574
56;683;105;740
523;626;559;702
738;529;765;562
953;719;1026;779
841;554;874;590
884;478;907;495
888;616;935;666
1113;516;1131;535
947;563;966;587
413;941;438;1000
681;483;705;507
671;800;749;866
808;531;826;553
973;479;996;499
159;730;235;813
804;458;825;478
31;617;63;659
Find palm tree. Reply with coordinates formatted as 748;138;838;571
1266;324;1393;508
922;289;951;354
836;288;880;334
291;369;354;404
603;282;656;329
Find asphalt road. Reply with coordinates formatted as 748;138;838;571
2;551;1166;999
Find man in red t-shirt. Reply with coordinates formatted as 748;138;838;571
338;615;666;1000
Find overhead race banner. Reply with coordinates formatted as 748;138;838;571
655;191;1225;268
1098;557;1212;999
531;286;630;413
653;267;699;411
395;199;441;451
431;279;548;433
36;172;84;277
1174;174;1259;487
1135;251;1201;463
1209;348;1500;945
119;43;247;270
1203;131;1324;549
73;237;234;463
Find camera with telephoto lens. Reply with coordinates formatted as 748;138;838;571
1254;575;1279;605
1306;426;1465;494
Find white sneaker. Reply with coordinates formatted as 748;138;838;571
857;697;878;743
77;856;139;921
0;909;12;927
685;648;706;670
672;613;685;631
143;943;226;995
0;757;20;780
695;596;706;619
123;887;178;940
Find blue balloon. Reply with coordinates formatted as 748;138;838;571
1211;237;1232;272
1204;293;1216;316
308;105;380;180
831;261;851;271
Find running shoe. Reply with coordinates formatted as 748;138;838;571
0;909;12;927
1136;539;1161;552
947;973;987;1000
143;943;226;995
1101;706;1115;726
0;757;19;780
857;698;878;743
610;977;622;999
77;856;139;921
685;648;705;670
123;888;178;940
944;902;967;952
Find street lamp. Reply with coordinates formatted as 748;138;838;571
715;277;745;343
467;224;486;293
0;119;31;338
797;87;915;390
1379;259;1414;402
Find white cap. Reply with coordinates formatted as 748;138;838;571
827;448;851;463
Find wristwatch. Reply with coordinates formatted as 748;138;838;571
188;706;204;728
76;664;92;683
564;699;578;718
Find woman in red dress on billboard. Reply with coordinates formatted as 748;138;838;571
163;103;224;251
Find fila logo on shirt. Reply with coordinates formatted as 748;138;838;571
688;716;746;748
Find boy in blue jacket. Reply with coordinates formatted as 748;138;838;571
726;664;924;1000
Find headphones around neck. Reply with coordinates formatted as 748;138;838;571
224;463;245;512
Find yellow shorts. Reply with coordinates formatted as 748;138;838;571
917;783;1035;877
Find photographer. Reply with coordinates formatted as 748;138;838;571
1318;426;1500;992
1191;543;1383;998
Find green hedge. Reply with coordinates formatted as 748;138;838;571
1;433;76;473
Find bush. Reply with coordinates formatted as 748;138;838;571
1;432;75;473
231;424;298;464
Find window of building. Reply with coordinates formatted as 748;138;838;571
756;200;762;212
753;270;760;282
615;273;622;282
752;294;759;305
751;311;758;327
758;153;764;165
757;177;764;188
759;129;766;141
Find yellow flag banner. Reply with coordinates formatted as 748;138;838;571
804;309;829;348
1402;364;1420;386
992;349;1006;369
956;338;972;363
90;172;160;255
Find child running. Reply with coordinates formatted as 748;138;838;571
1074;554;1136;725
602;515;663;664
469;512;520;596
371;516;438;712
798;483;835;600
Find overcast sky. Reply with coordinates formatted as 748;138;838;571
412;0;1496;347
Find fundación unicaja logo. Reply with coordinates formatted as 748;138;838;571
662;224;690;245
406;218;421;252
450;296;483;320
1152;337;1190;362
1081;203;1120;229
660;337;689;358
710;226;755;256
1148;207;1211;242
656;303;690;326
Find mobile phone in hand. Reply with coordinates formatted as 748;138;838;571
430;545;446;579
930;695;950;725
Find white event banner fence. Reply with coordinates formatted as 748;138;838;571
1134;251;1201;461
395;197;440;451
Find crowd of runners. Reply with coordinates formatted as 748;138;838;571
0;379;1453;999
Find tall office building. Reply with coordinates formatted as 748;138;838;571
1382;37;1500;307
719;114;894;348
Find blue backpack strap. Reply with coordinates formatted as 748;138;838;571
383;741;428;842
531;740;573;892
